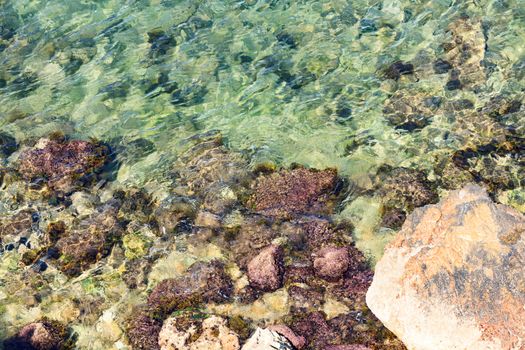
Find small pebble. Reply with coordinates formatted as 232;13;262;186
445;79;462;90
31;212;40;222
433;59;453;74
46;247;60;259
33;260;48;272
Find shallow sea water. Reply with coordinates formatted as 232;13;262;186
1;0;525;348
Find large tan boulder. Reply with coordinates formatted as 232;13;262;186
367;184;525;350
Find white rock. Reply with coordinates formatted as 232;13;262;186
241;328;294;350
159;315;239;350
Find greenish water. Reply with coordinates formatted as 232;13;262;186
3;0;525;254
1;0;525;348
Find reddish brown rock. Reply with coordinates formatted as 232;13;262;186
3;319;68;350
147;260;233;315
324;346;371;350
0;209;35;242
367;184;525;350
18;138;110;192
268;325;306;349
291;312;337;349
216;214;278;270
284;263;314;285
247;244;284;292
250;167;338;218
288;285;325;310
313;246;350;281
55;205;123;277
127;311;163;350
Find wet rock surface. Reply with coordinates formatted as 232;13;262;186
313;246;350;281
146;260;233;315
3;319;70;350
127;311;163;350
249;167;339;218
367;185;525;349
0;133;400;350
120;137;400;349
55;205;123;277
17;138;111;193
158;314;240;350
3;2;525;350
247;244;284;292
0;132;18;159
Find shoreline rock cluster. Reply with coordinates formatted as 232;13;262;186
0;133;402;349
3;130;524;349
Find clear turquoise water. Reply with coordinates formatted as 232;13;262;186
1;0;525;348
3;0;525;256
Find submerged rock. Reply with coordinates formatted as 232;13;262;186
55;205;123;276
0;131;18;158
0;209;35;244
158;314;240;350
147;29;176;58
312;246;349;282
289;311;338;349
432;59;452;74
288;309;402;350
377;167;438;226
382;92;440;132
174;133;251;215
127;261;233;349
154;196;197;235
449;136;525;192
383;61;414;80
3;318;70;350
127;311;163;350
147;260;233;315
250;167;339;218
247;244;284;292
442;16;486;89
367;184;525;349
17;138;111;193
